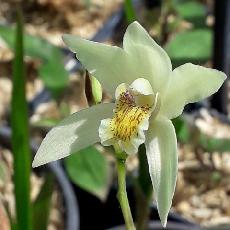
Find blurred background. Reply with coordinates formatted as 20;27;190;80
0;0;230;230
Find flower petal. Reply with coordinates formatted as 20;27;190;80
160;63;227;119
32;103;114;167
130;78;155;107
62;35;134;95
145;117;178;227
123;21;172;93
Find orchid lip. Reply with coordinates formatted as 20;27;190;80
99;78;161;154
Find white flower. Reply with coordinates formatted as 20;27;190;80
32;22;226;227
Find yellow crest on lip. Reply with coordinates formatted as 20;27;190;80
110;91;151;142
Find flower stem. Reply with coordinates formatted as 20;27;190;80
115;146;135;230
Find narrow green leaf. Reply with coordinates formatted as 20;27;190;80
137;144;152;197
38;52;69;96
165;29;212;67
65;146;109;200
33;173;54;230
199;134;230;153
10;221;18;230
11;9;32;230
172;116;191;143
0;25;68;95
136;144;153;230
124;0;136;23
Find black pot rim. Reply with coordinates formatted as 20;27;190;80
106;220;203;230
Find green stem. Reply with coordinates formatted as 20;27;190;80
115;147;135;230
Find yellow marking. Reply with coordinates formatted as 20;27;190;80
110;91;151;141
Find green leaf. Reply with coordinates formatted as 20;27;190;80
0;25;68;95
33;173;54;230
174;1;206;27
172;116;191;143
65;146;109;200
0;25;62;62
32;118;60;128
165;29;212;67
11;10;33;230
38;52;69;96
10;221;18;230
124;0;136;23
137;144;152;197
199;134;230;152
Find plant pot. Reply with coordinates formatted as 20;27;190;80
107;221;203;230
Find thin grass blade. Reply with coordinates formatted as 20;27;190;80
124;0;136;23
11;9;33;230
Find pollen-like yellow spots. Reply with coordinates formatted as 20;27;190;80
110;91;151;141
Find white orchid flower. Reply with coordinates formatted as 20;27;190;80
32;22;226;226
